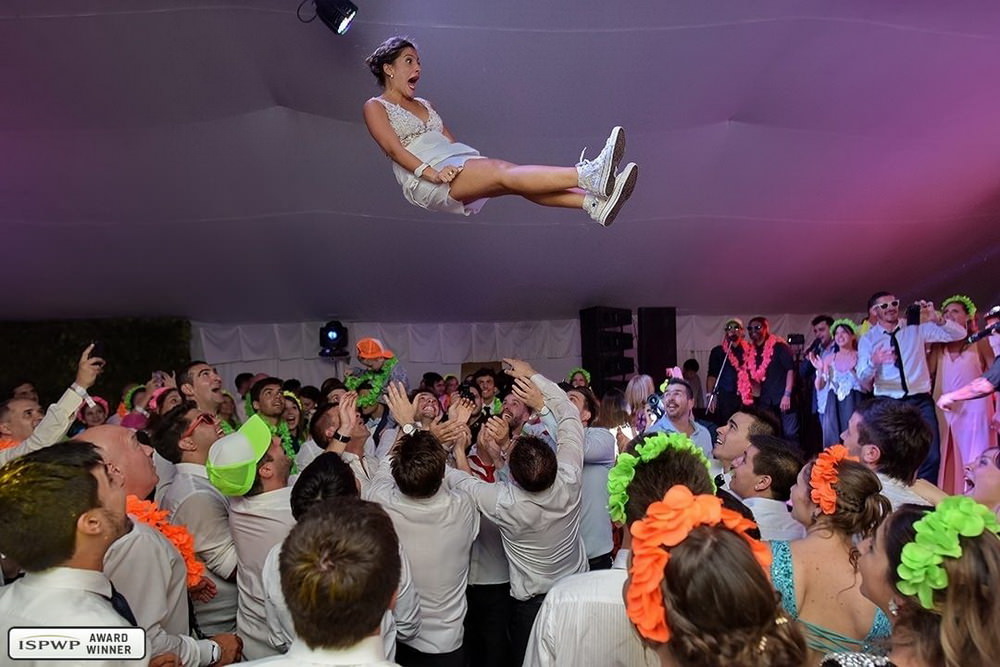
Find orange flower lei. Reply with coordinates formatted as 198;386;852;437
809;444;858;515
127;495;205;587
626;485;771;643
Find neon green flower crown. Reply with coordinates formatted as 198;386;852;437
830;318;857;336
896;495;1000;610
606;431;716;525
941;294;976;319
565;367;591;384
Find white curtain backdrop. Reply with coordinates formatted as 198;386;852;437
191;319;583;394
192;312;866;394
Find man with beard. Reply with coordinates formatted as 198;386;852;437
647;378;718;478
746;317;798;440
0;442;142;665
857;292;965;482
706;318;746;426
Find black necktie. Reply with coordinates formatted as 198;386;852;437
106;584;138;626
887;328;908;396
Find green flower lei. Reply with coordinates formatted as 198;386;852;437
123;385;143;412
830;318;857;336
345;357;399;409
269;419;298;475
565;367;591;384
219;420;235;435
606;431;716;525
941;294;976;319
896;496;999;610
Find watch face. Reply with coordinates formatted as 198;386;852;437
403;423;415;435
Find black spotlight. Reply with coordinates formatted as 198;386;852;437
315;0;357;35
319;320;349;357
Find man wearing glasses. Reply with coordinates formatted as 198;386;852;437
706;318;746;426
857;291;966;483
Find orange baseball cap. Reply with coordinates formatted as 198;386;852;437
356;337;394;360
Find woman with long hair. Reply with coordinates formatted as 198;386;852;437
810;319;865;448
625;485;807;667
771;446;892;665
966;446;1000;516
625;374;657;436
363;36;638;226
825;498;1000;666
930;295;995;494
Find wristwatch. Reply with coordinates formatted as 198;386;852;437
332;431;352;443
401;423;420;436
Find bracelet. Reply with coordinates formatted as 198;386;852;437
413;162;430;178
332;431;352;443
71;382;97;409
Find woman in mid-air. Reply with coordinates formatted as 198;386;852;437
363;36;638;227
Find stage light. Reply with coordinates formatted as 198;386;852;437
319;320;349;357
315;0;357;35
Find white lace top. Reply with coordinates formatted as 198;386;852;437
373;96;444;147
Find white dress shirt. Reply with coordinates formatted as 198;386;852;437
523;549;657;667
104;519;213;666
364;458;480;654
160;462;238;634
241;636;399;666
0;387;83;467
0;567;149;667
876;473;932;511
294;439;323;473
857;320;966;397
229;486;296;660
261;541;420;660
740;496;806;542
447;374;588;601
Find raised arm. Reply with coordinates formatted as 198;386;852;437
503;359;585;471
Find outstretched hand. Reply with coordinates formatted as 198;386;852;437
511;377;544;412
385;381;416;426
448;396;476;425
502;358;537;380
76;344;105;389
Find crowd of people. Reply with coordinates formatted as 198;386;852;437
0;290;999;667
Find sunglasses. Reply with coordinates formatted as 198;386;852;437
747;325;764;332
875;300;900;311
182;412;218;439
725;324;743;331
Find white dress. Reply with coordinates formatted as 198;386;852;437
373;96;487;216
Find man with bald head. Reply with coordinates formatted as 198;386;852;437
83;424;242;666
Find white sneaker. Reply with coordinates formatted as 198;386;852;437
576;126;626;197
586;163;638;227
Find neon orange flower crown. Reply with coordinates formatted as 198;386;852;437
626;485;771;643
809;444;858;515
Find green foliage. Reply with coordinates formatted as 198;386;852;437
0;318;191;405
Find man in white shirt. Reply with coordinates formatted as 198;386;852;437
710;407;780;489
364;405;480;666
242;497;402;666
260;452;420;660
0;442;147;666
523;436;716;667
85;424;242;666
857;292;966;482
728;435;806;541
297;395;372;486
151;402;239;635
841;397;937;509
207;415;295;661
447;360;587;667
0;344;104;467
647;378;719;478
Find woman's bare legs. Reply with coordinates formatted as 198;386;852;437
523;189;587;209
447;158;581;204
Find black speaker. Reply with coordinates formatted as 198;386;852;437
580;306;634;397
637;307;677;388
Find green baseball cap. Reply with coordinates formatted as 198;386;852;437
206;415;273;496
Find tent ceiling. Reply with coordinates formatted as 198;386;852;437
2;1;998;323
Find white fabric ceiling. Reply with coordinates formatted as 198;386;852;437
2;1;998;323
